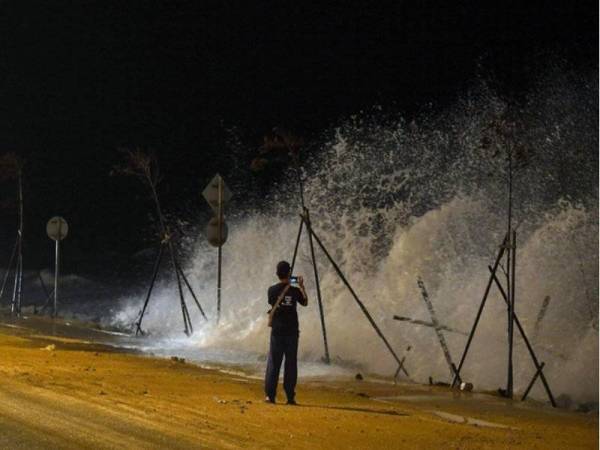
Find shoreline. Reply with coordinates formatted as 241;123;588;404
0;315;597;449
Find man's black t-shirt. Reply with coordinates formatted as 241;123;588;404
268;282;306;336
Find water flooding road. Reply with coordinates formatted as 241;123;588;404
0;313;356;380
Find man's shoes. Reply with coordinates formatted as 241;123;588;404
286;399;297;405
264;396;275;404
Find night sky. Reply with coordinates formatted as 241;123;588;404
0;1;597;269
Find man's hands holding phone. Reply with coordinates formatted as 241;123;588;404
292;276;308;306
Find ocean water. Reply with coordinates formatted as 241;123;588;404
104;69;598;404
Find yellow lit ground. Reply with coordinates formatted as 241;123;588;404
0;319;597;449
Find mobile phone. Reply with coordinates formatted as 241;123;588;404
290;276;298;285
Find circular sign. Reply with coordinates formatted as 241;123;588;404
206;216;228;247
46;216;69;241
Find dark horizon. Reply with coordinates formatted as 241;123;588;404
0;1;597;268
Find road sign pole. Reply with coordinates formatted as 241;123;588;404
203;174;232;325
46;216;68;318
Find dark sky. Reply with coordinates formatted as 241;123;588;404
0;1;597;265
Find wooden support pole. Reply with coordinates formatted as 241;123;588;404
452;234;508;387
168;241;191;336
136;244;164;336
302;214;409;378
0;235;18;303
175;259;207;320
521;362;545;401
488;266;557;407
418;277;460;382
304;208;330;364
290;218;304;274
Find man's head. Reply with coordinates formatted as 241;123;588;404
276;260;291;280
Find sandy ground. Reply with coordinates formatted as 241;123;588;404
0;318;597;449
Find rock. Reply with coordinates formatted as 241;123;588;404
355;373;364;381
460;382;474;392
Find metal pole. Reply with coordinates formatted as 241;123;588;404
217;245;222;324
16;246;23;315
53;239;59;318
488;266;557;407
16;170;23;315
506;151;514;398
506;239;513;397
302;214;409;378
10;237;20;314
451;234;508;387
304;208;330;364
217;176;223;324
507;231;517;398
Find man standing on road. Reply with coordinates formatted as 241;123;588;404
265;260;308;405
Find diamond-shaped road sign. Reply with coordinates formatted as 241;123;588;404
202;174;232;213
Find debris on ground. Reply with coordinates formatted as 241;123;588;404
460;382;474;392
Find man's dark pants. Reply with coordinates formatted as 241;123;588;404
265;332;298;401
